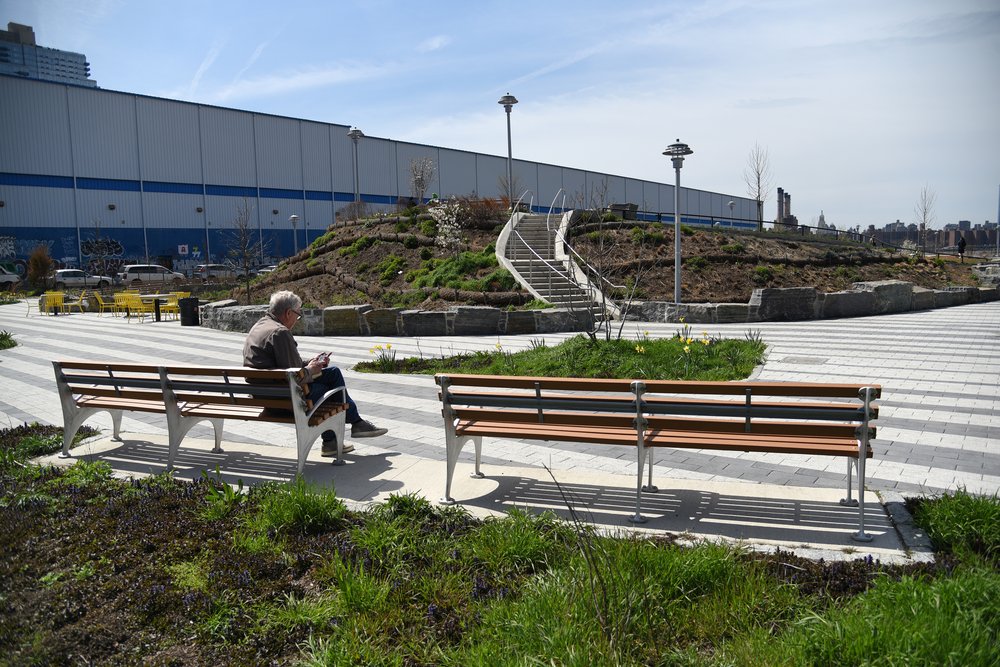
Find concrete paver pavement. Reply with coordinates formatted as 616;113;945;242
3;299;998;563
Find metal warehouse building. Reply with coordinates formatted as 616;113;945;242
0;74;756;276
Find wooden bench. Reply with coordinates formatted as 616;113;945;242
53;360;351;474
436;374;880;541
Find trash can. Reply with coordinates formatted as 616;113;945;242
178;297;200;326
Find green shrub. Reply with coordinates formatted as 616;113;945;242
376;255;406;284
403;234;419;249
752;265;774;284
419;247;433;260
912;490;1000;563
394;219;411;233
419;219;437;236
0;329;15;350
685;256;708;270
721;242;745;254
338;235;377;256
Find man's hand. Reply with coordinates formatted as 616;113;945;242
306;352;330;377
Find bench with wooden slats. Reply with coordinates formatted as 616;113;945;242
53;360;351;474
435;374;881;541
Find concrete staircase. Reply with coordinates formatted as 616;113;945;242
499;213;608;320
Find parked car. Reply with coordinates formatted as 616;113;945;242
52;268;114;289
0;266;20;289
117;264;185;286
193;264;238;282
254;265;279;275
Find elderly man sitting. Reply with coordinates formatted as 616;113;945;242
243;290;387;455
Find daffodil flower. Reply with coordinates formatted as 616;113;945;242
683;345;691;354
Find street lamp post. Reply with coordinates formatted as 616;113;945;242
347;127;364;207
663;139;694;306
498;93;518;207
289;214;299;255
728;200;735;227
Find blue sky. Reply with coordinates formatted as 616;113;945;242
6;0;999;229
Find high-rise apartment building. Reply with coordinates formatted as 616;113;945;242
0;22;96;87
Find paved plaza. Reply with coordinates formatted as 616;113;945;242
1;299;997;563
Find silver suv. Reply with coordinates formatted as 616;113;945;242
117;264;185;286
53;269;114;289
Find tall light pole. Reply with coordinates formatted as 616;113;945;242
289;214;299;255
347;127;364;207
498;93;518;207
663;139;693;306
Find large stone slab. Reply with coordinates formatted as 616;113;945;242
401;310;448;336
453;306;502;335
821;290;876;319
202;303;264;333
365;308;401;336
933;288;974;308
851;280;912;314
504;310;538;335
716;303;756;323
323;306;367;336
535;308;587;333
910;286;935;311
749;287;819;321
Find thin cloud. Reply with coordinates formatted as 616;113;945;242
206;62;397;103
189;42;224;97
734;97;812;109
416;35;451;53
232;40;270;83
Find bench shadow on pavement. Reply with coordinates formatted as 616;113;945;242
456;473;893;549
63;437;405;503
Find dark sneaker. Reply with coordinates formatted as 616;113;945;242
351;420;387;438
321;437;354;456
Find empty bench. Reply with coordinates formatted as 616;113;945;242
436;374;880;541
53;360;351;474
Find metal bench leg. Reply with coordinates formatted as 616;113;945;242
629;434;647;524
852;455;872;542
440;429;472;505
471;436;484;479
840;458;858;507
641;448;658;493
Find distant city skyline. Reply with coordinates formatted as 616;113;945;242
4;0;998;229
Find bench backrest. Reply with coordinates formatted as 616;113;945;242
53;360;312;412
436;373;880;433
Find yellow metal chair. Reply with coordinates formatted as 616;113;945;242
62;290;86;313
122;292;154;322
42;292;65;315
93;292;118;316
161;293;181;320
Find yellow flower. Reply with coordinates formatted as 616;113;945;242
679;316;686;323
683;345;691;354
635;345;645;354
385;343;391;350
495;342;503;350
686;337;694;345
701;338;710;346
702;331;708;338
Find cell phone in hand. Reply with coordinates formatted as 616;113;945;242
317;352;331;366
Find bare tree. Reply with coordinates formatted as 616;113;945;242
743;143;773;232
914;185;936;255
409;157;435;205
497;172;525;209
227;198;264;303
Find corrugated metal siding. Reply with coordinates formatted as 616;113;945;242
476;154;505;197
561;169;586;206
536;164;562;204
255;114;302;189
136;97;202;183
200;107;256;185
304;199;335;240
438;149;474;196
331;125;354;193
511;160;537;203
3;184;75;226
67;87;139;178
0;77;73;174
357;137;397;198
76;189;142;230
142;192;203;229
301;121;333;191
